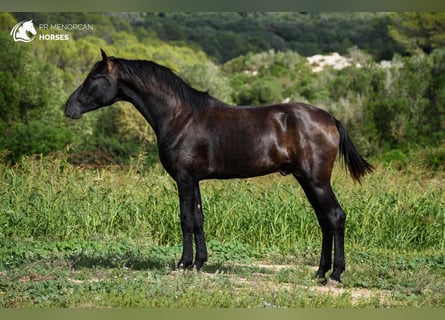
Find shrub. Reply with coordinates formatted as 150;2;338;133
1;121;71;161
0;31;70;162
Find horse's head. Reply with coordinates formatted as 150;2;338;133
65;49;119;119
11;20;37;42
22;20;37;36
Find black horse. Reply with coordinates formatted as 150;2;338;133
65;49;373;283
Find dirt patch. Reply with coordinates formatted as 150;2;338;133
18;275;56;282
67;262;391;306
238;262;391;305
254;263;295;271
309;283;391;305
67;277;102;284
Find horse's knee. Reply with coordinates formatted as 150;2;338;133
329;207;346;229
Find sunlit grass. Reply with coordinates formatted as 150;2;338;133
0;154;443;307
1;155;443;253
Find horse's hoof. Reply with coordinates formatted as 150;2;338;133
177;261;193;270
315;271;327;285
316;276;327;285
194;259;206;271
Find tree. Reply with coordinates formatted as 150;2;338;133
389;12;445;55
0;12;16;30
0;31;70;161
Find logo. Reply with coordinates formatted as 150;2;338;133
10;20;37;43
10;19;94;43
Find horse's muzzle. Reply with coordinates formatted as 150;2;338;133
64;102;83;119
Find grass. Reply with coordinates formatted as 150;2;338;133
0;154;444;307
0;239;443;307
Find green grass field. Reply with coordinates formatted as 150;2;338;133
0;155;444;307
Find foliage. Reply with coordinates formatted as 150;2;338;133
299;48;445;154
0;29;71;162
389;12;445;54
224;50;316;105
362;50;445;151
138;12;404;62
411;142;445;173
1;121;71;159
2;12;445;163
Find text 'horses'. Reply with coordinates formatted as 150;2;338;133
65;49;373;283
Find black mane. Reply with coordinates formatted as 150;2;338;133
112;58;214;115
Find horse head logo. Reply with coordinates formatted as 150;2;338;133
10;20;37;43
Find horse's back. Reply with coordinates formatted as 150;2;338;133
184;102;340;180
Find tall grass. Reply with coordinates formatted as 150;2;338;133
0;154;443;254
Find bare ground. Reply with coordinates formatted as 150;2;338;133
200;262;392;306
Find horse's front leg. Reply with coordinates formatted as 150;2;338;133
177;181;195;269
176;180;208;270
193;184;207;270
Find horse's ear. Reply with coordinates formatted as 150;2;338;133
100;48;108;61
100;49;116;75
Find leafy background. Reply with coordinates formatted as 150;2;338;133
1;12;444;166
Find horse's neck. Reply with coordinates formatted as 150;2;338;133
119;79;190;138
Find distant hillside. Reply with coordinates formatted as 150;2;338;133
3;12;444;163
14;12;404;62
130;12;404;62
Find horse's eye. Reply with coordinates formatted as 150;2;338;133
93;75;112;85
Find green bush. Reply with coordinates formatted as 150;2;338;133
378;149;409;170
247;77;283;105
0;31;70;162
1;121;71;161
412;144;445;173
367;50;445;151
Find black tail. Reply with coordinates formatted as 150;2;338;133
335;119;374;183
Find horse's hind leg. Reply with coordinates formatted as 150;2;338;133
295;174;346;283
